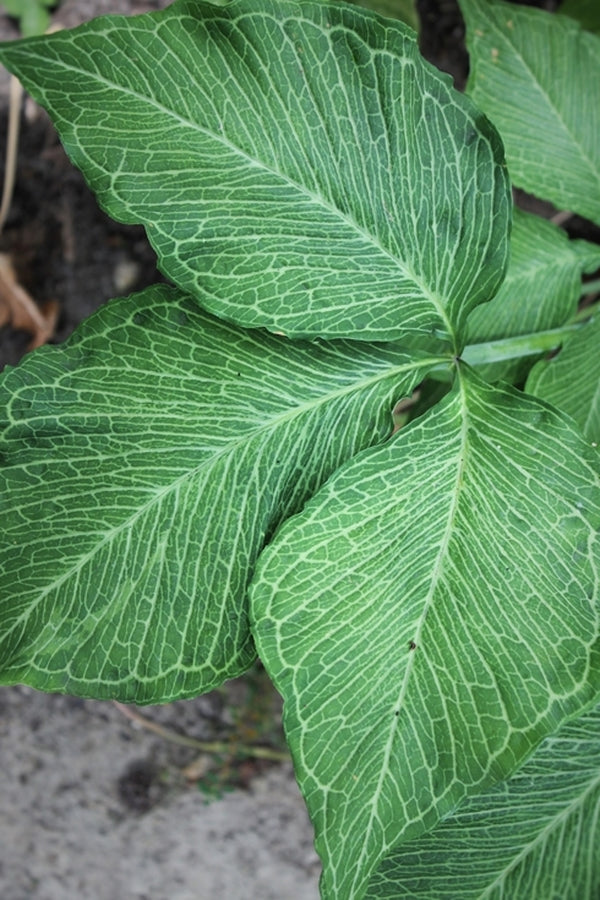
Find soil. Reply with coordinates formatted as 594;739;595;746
0;2;597;899
1;679;319;900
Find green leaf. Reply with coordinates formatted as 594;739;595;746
464;207;600;382
0;284;435;703
461;0;600;225
0;0;52;37
0;0;510;342
467;208;600;344
365;700;600;899
250;367;600;900
526;314;600;444
342;0;419;32
560;0;600;35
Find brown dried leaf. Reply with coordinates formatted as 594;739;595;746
181;754;213;781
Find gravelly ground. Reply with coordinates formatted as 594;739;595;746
1;686;319;900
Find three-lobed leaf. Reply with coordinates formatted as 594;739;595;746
0;1;598;897
365;700;600;899
251;366;600;899
0;0;510;344
0;284;437;703
461;0;600;225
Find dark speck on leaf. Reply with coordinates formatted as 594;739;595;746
409;641;416;651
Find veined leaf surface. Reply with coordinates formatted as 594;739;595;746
527;314;600;444
251;367;600;900
0;285;436;703
0;0;509;342
365;701;600;899
467;208;600;344
461;0;600;225
464;208;600;383
341;0;419;32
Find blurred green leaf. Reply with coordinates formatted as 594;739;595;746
0;0;54;37
461;0;600;224
560;0;600;34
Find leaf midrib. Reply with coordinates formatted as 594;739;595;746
349;372;468;896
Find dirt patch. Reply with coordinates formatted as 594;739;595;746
1;680;319;900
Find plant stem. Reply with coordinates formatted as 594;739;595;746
0;75;23;234
456;286;600;370
460;321;588;367
112;701;289;761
